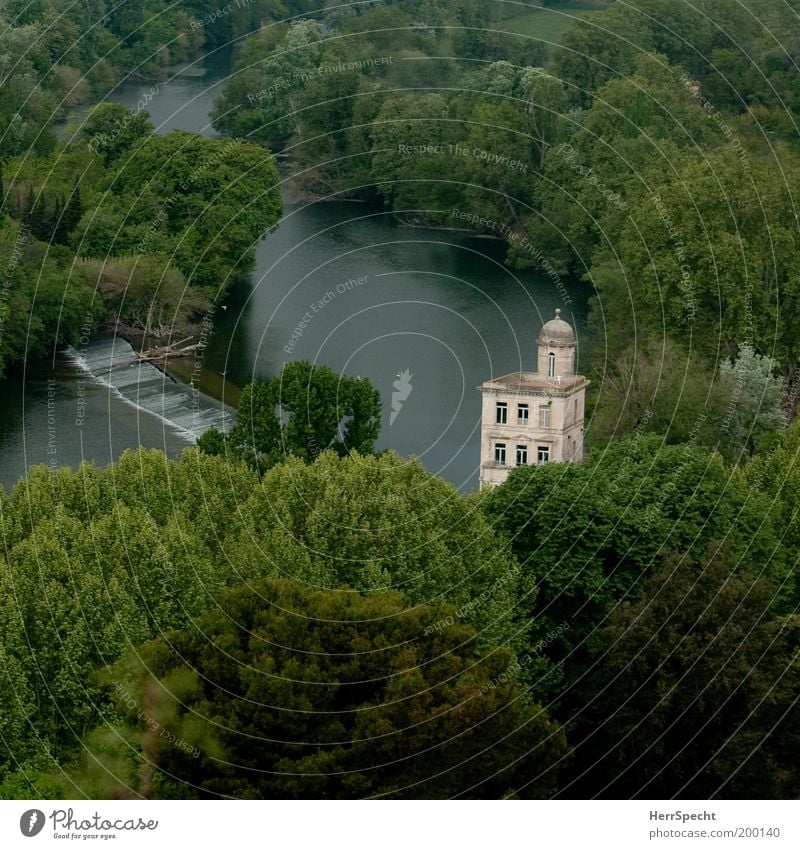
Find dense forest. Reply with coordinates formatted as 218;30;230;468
0;0;799;800
1;427;798;798
0;0;285;374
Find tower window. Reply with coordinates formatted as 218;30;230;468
494;443;507;465
516;444;528;466
495;402;507;424
537;446;550;464
547;352;556;378
517;404;529;425
538;406;551;428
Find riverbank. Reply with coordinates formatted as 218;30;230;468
0;339;232;492
0;48;589;494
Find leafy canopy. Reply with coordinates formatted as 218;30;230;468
200;360;381;468
75;577;568;800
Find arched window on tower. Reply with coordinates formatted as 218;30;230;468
547;352;556;378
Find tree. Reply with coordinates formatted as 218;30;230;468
0;13;57;159
80;103;154;167
22;187;52;241
528;52;723;275
195;426;226;457
552;3;649;107
0;223;104;375
746;417;800;580
587;148;800;371
59;180;83;239
230;449;532;659
215;361;382;468
80;253;211;341
0;443;538;792
370;92;467;223
521;68;568;172
0;449;258;787
482;435;788;699
73;578;569;799
68;130;283;293
719;342;786;462
571;543;800;799
458;95;541;235
103;131;283;286
48;194;64;243
588;334;728;449
288;36;388;199
211;20;323;148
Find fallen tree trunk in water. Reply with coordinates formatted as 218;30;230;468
135;338;200;362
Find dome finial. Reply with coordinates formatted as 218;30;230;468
538;308;576;346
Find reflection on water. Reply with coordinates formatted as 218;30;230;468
110;50;232;137
182;200;589;491
55;48;232;140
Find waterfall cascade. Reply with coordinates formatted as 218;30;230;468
64;337;233;441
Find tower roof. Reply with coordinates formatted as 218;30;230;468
538;309;576;346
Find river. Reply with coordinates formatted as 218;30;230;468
0;52;588;492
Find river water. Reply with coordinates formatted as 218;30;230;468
0;53;587;492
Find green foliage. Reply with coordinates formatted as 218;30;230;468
3;0;800;803
746;417;800;559
79;131;283;288
482;435;789;697
0;219;104;374
74;578;568;799
0;1;206;160
195;426;227;457
182;0;287;51
0;123;281;375
587;335;729;450
205;2;800;407
573;543;800;798
211;20;325;149
369;93;466;222
552;0;799;112
233;450;531;656
211;14;500;202
498;3;606;59
719;343;787;462
588;149;800;371
217;361;382;468
0;449;258;779
187;0;800;397
0;446;534;792
78;103;154;167
78;254;211;337
529;52;723;275
458;109;529;224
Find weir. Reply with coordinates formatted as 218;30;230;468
63;337;233;442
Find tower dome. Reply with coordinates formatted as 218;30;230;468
538;309;576;346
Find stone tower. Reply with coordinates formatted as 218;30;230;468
478;309;588;488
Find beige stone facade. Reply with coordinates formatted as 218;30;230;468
478;310;588;488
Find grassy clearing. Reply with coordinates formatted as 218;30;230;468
500;4;601;47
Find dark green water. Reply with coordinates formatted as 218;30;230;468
181;201;588;489
0;55;588;492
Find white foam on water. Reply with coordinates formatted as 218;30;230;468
64;338;233;442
